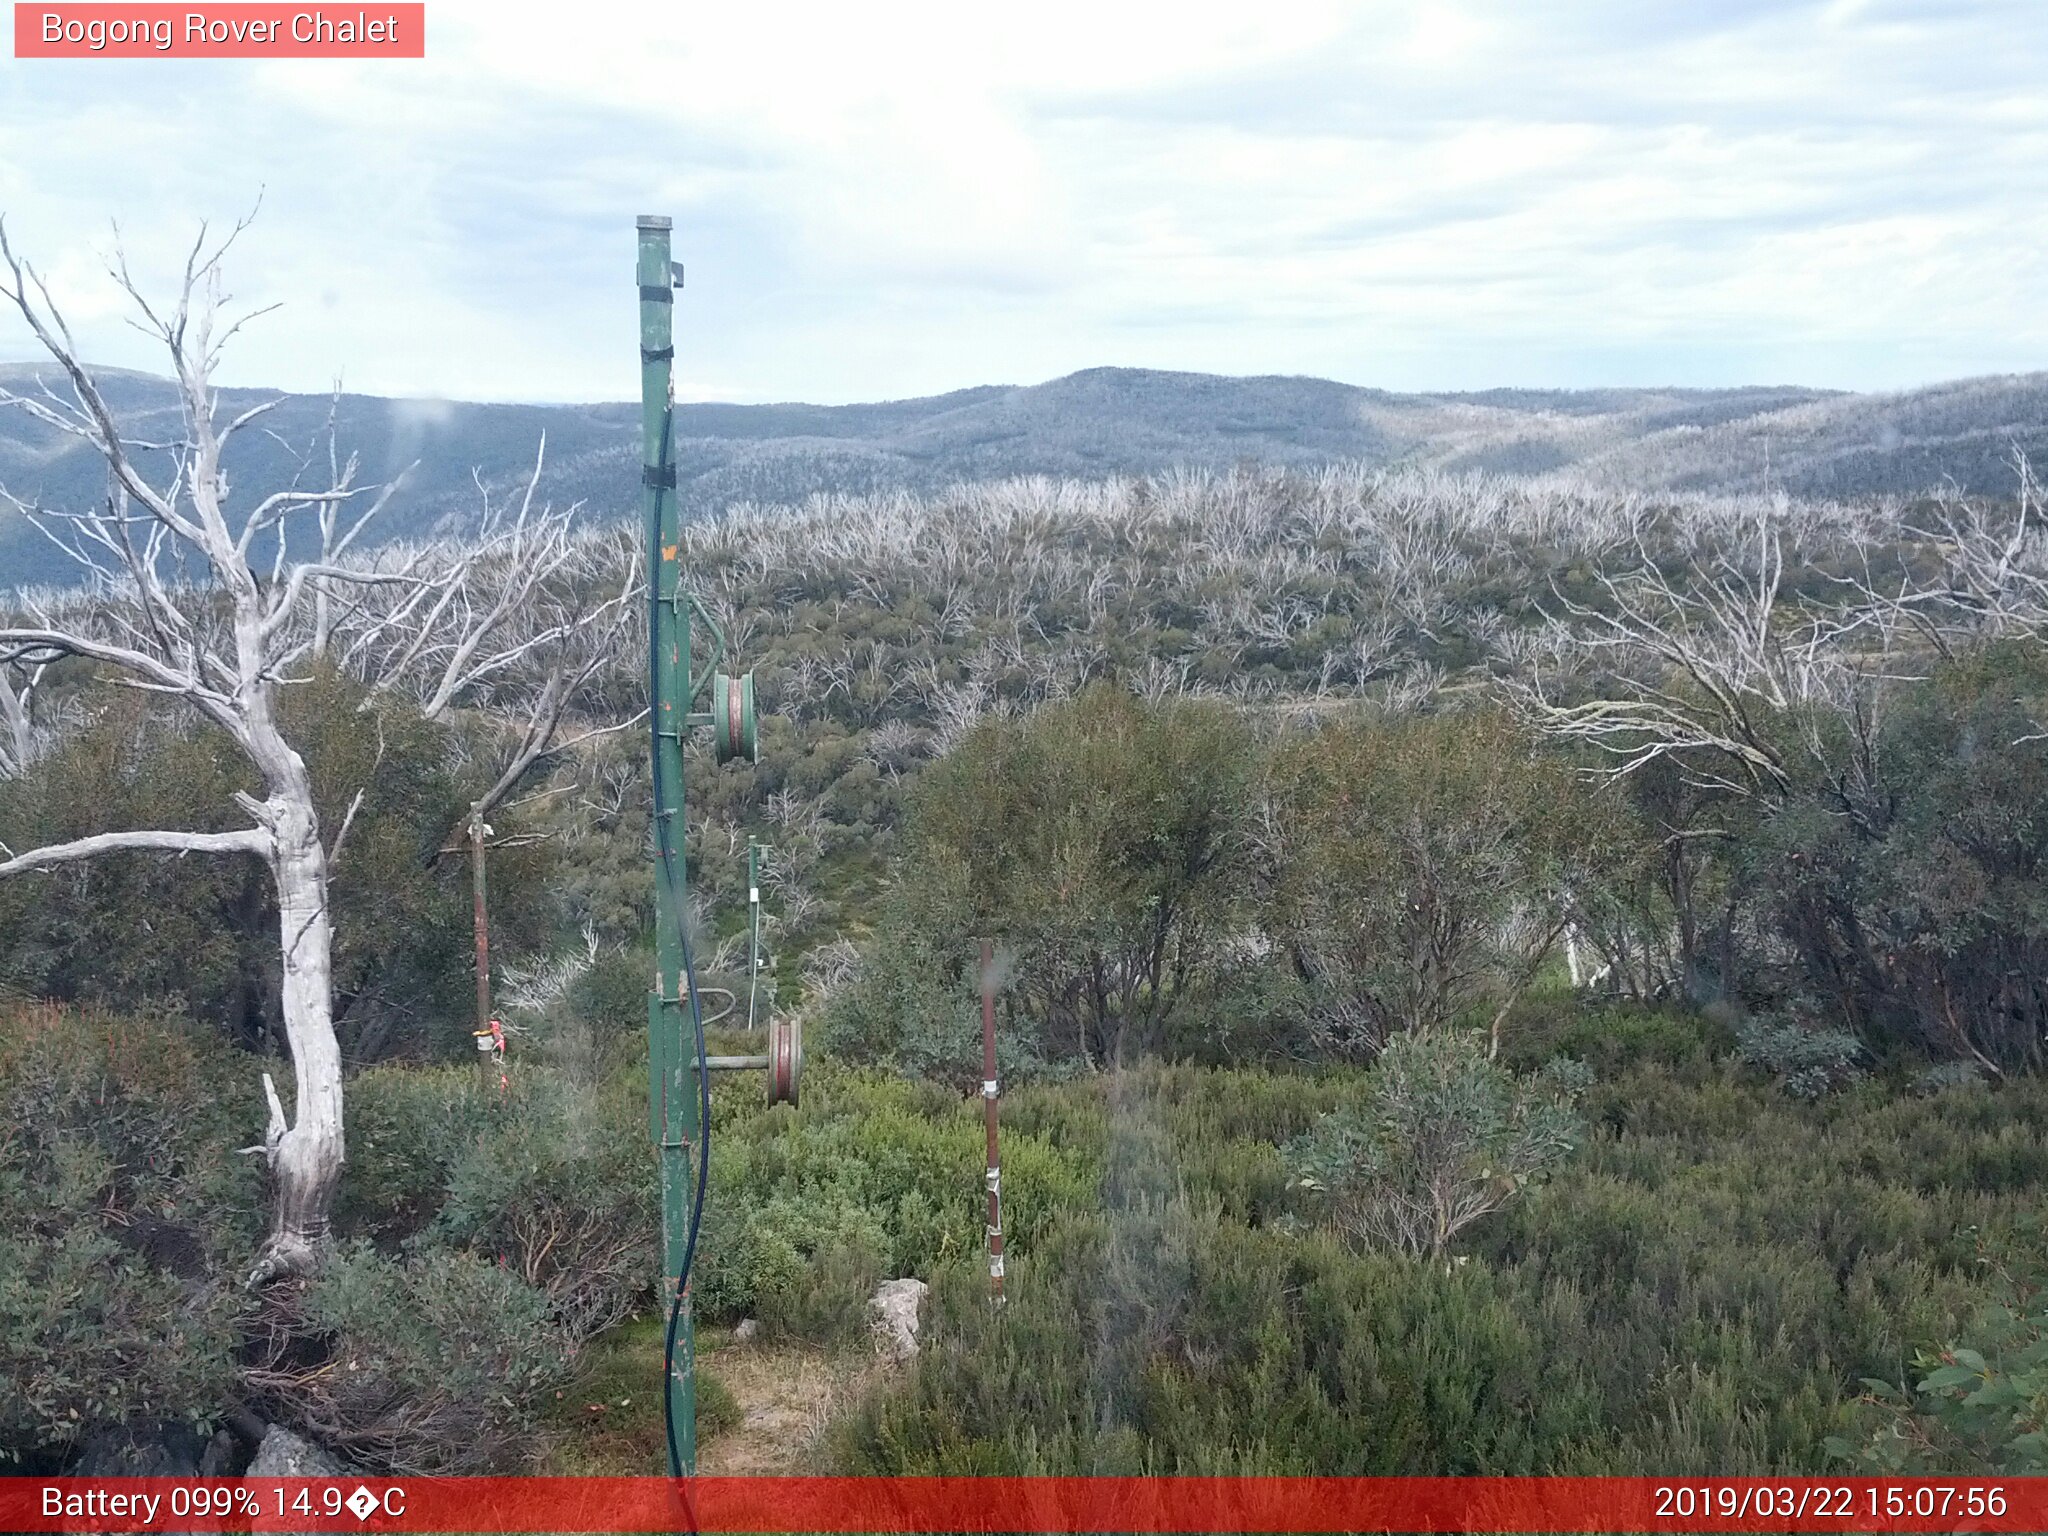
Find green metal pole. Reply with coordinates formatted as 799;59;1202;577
638;213;697;1476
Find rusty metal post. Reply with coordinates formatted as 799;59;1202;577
980;938;1005;1306
470;803;492;1095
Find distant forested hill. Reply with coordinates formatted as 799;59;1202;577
5;363;2045;590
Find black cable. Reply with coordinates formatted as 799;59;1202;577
660;883;711;1482
648;404;713;1484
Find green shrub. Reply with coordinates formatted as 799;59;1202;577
0;1003;256;1463
251;1240;575;1475
691;1065;1096;1335
816;874;993;1093
335;1060;656;1344
877;686;1258;1070
437;1069;656;1341
1910;1061;1988;1096
569;949;652;1043
1737;1015;1866;1100
1268;709;1625;1052
758;1235;890;1347
832;1214;1609;1475
1742;644;2048;1076
1498;994;1723;1077
696;1367;743;1440
1828;1268;2048;1473
831;1045;2045;1476
1285;1030;1588;1258
332;1064;478;1248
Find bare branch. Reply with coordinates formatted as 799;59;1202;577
326;788;367;870
0;825;270;876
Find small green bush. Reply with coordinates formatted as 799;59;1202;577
832;1035;2047;1476
336;1061;656;1343
437;1070;656;1341
252;1240;576;1475
1284;1030;1588;1259
1737;1015;1865;1100
332;1064;478;1248
1498;994;1722;1077
0;1003;257;1463
1909;1061;1987;1097
569;949;651;1043
1829;1269;2048;1473
696;1367;742;1440
691;1065;1096;1333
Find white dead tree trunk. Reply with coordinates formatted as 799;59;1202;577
0;215;419;1282
0;657;46;777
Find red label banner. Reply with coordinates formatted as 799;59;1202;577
13;4;424;57
0;1476;2040;1533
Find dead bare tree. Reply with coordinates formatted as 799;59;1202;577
0;215;621;1282
335;468;645;842
1512;505;1882;798
0;215;395;1280
1883;451;2048;652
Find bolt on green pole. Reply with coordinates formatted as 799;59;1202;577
638;213;697;1477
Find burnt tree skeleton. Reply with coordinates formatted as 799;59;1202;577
0;215;633;1281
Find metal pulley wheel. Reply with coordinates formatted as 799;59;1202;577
712;670;758;765
766;1014;802;1107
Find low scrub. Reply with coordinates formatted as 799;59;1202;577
0;1003;259;1466
244;1242;575;1475
834;1029;2048;1475
694;1065;1097;1342
1827;1269;2048;1475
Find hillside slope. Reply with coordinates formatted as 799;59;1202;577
3;364;2043;590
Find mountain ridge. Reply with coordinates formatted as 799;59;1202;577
3;364;2043;590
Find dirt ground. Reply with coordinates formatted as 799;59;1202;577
545;1314;887;1475
697;1341;882;1474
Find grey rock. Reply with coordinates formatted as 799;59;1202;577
248;1425;345;1477
868;1277;929;1363
732;1318;760;1344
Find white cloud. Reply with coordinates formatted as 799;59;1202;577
0;0;2041;401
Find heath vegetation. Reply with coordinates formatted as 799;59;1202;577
4;238;2047;1474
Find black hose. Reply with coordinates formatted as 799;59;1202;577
659;884;711;1483
648;406;712;1483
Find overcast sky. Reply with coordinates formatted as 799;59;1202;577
0;0;2042;404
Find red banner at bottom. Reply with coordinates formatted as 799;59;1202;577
4;1476;2038;1533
